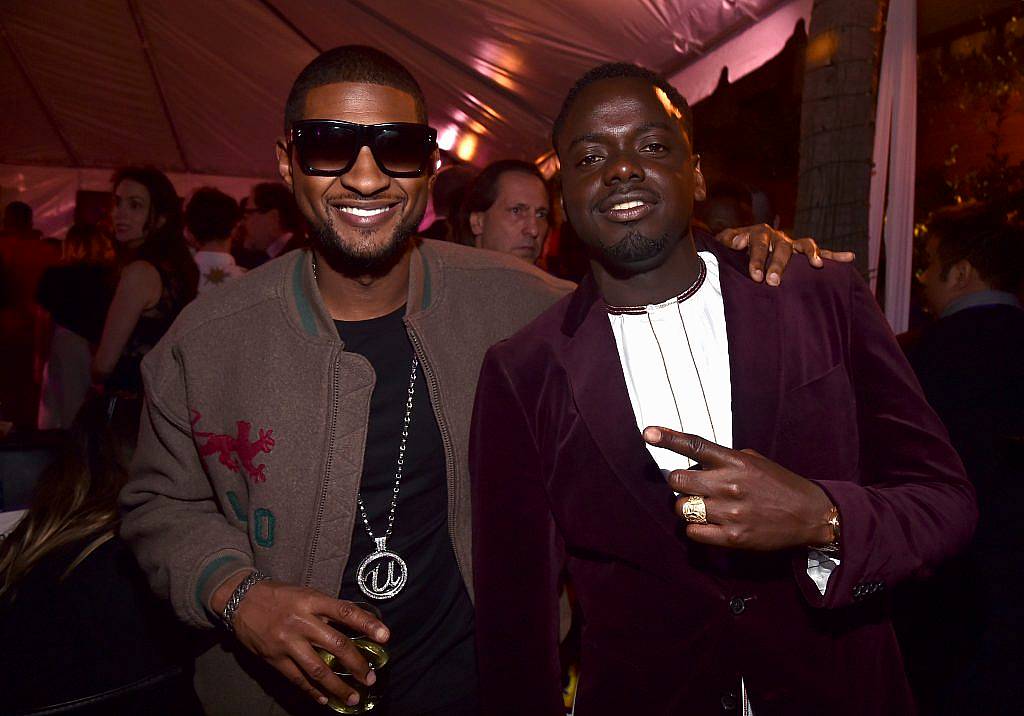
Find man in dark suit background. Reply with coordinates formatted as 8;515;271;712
897;203;1024;715
469;63;976;715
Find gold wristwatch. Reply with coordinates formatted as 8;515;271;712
815;505;841;554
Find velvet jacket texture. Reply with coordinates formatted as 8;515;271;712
470;237;977;715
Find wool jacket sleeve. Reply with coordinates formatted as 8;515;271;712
795;269;978;609
120;342;253;630
471;346;567;716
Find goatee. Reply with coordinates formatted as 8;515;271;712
309;216;416;278
603;230;668;263
590;230;672;278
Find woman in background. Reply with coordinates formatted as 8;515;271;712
0;396;201;715
35;223;116;429
92;166;198;439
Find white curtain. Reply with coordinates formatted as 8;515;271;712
867;0;917;333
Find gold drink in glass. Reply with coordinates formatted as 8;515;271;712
316;602;390;714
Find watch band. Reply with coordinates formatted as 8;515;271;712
220;569;270;632
815;505;841;554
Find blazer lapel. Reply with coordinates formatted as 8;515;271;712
707;242;783;455
561;281;684;545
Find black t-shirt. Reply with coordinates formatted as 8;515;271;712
336;307;478;715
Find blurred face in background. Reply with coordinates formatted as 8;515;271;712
243;196;283;252
917;235;961;315
470;171;550;263
112;179;152;246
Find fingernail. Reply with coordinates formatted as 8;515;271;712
644;428;662;443
767;272;780;286
318;697;329;705
376;628;389;642
751;269;763;281
365;669;376;686
347;693;360;706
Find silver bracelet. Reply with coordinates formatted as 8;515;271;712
220;569;270;632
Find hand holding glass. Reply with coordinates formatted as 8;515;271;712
316;601;390;713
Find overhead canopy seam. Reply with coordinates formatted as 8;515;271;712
0;16;79;167
126;0;191;172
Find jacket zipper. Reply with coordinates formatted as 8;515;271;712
304;352;341;586
407;325;466;584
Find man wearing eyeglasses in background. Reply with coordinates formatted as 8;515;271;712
236;181;307;268
121;45;845;716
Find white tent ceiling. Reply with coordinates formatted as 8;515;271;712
1;0;811;178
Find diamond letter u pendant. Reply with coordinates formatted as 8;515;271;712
357;537;408;600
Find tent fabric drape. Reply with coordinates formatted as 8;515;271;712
2;0;810;178
868;0;918;333
668;0;812;105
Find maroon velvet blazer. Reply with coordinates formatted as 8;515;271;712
469;238;976;716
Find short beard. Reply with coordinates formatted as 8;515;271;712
591;230;670;277
309;212;417;279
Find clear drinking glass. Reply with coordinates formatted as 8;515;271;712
316;601;390;714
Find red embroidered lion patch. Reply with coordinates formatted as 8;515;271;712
191;410;275;483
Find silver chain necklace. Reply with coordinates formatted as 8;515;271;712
313;252;415;600
354;356;418;600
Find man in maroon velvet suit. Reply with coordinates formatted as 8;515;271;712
469;64;977;715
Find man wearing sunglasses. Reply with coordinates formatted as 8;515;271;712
122;45;847;716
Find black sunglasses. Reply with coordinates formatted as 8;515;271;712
289;119;437;178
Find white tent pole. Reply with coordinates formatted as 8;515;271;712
881;0;917;334
869;0;917;333
867;26;893;293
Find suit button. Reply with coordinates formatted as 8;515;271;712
729;597;746;615
721;692;738;711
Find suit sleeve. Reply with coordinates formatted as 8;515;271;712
470;345;566;715
798;269;978;609
119;343;253;629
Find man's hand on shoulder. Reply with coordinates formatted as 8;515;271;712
212;573;389;709
644;427;836;551
715;224;856;286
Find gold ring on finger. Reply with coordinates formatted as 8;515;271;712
681;495;707;524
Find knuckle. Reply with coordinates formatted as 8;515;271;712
337;601;356;621
328;632;349;653
724;527;743;546
306;661;330;681
686;436;705;456
726;482;743;499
